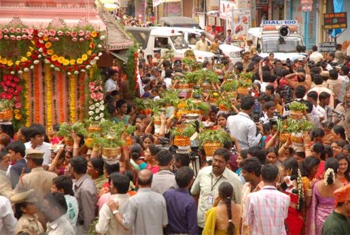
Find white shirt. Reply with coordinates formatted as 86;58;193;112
309;51;323;63
105;78;118;93
164;77;172;89
24;141;52;165
338;75;349;102
64;195;78;231
95;193;132;235
227;112;262;150
0;196;17;235
46;215;75;235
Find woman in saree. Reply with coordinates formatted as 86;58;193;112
203;182;241;235
282;157;304;235
305;158;343;235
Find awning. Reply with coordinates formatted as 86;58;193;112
110;50;128;63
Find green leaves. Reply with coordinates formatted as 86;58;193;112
198;129;232;145
289;101;308;111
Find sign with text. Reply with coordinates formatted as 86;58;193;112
324;12;347;29
319;42;336;52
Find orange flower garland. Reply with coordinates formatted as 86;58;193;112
58;72;65;123
45;64;53;129
79;73;85;120
34;64;40;123
22;71;30;127
69;75;76;123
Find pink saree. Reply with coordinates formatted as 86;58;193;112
305;184;335;235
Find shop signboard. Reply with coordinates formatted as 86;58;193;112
319;42;336;52
232;9;251;36
324;12;347;29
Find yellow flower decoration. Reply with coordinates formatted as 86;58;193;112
63;60;70;66
82;54;88;61
15;61;21;66
29;46;34;52
45;42;52;49
14;109;20;114
7;60;13;66
15;114;22;120
21;57;28;62
70;59;76;65
52;55;58;61
77;58;83;64
43;35;49;41
87;50;92;56
27;51;32;57
1;58;7;64
91;31;98;38
47;50;53;55
58;57;65;64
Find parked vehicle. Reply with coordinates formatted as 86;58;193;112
125;26;214;62
247;20;305;61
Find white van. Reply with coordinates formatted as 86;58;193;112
125;26;214;62
153;27;243;64
247;20;305;61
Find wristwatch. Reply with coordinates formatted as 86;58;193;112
112;210;119;215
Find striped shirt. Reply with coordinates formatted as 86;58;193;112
245;185;290;235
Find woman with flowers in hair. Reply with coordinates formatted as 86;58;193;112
281;157;305;235
203;182;241;235
305;158;343;235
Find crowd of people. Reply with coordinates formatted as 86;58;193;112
1;38;350;235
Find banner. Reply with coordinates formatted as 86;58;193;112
232;9;251;36
153;0;181;7
220;1;237;19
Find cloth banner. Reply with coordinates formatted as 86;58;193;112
332;0;344;37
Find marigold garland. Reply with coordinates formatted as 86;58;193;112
45;64;53;129
79;73;86;120
23;71;30;127
58;72;65;123
34;64;40;123
69;75;76;123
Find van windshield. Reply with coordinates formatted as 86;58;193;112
262;37;303;53
171;35;188;50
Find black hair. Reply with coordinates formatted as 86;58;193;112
90;157;104;176
264;101;276;110
283;157;299;176
6;141;25;157
241;157;262;177
307;91;318;102
240;95;255;110
313;143;325;160
174;153;190;167
313;74;324;85
319;92;330;101
52;175;74;196
214;148;231;162
0;150;8;162
324;158;339;185
311;128;325;139
333;125;346;140
116;99;127;109
312;45;318;51
104;162;120;176
0;124;14;139
156;150;173;166
336;154;350;182
295;86;307;99
44;192;67;215
261;164;279;183
218;182;235;235
15;202;29;219
329;69;338;80
248;146;266;165
70;156;87;174
300;156;320;177
19;127;30;142
27;124;46;139
29;158;43;166
203;60;210;69
265;85;275;94
324;145;333;158
175;166;194;188
110;90;120;97
109;172;130;194
341;65;350;75
149;144;160;156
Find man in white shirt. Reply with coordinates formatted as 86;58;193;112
338;65;350;102
246;164;290;235
309;46;323;63
306;91;325;127
96;173;131;235
227;95;263;150
0;195;16;234
24;124;51;165
105;70;120;93
42;192;75;235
